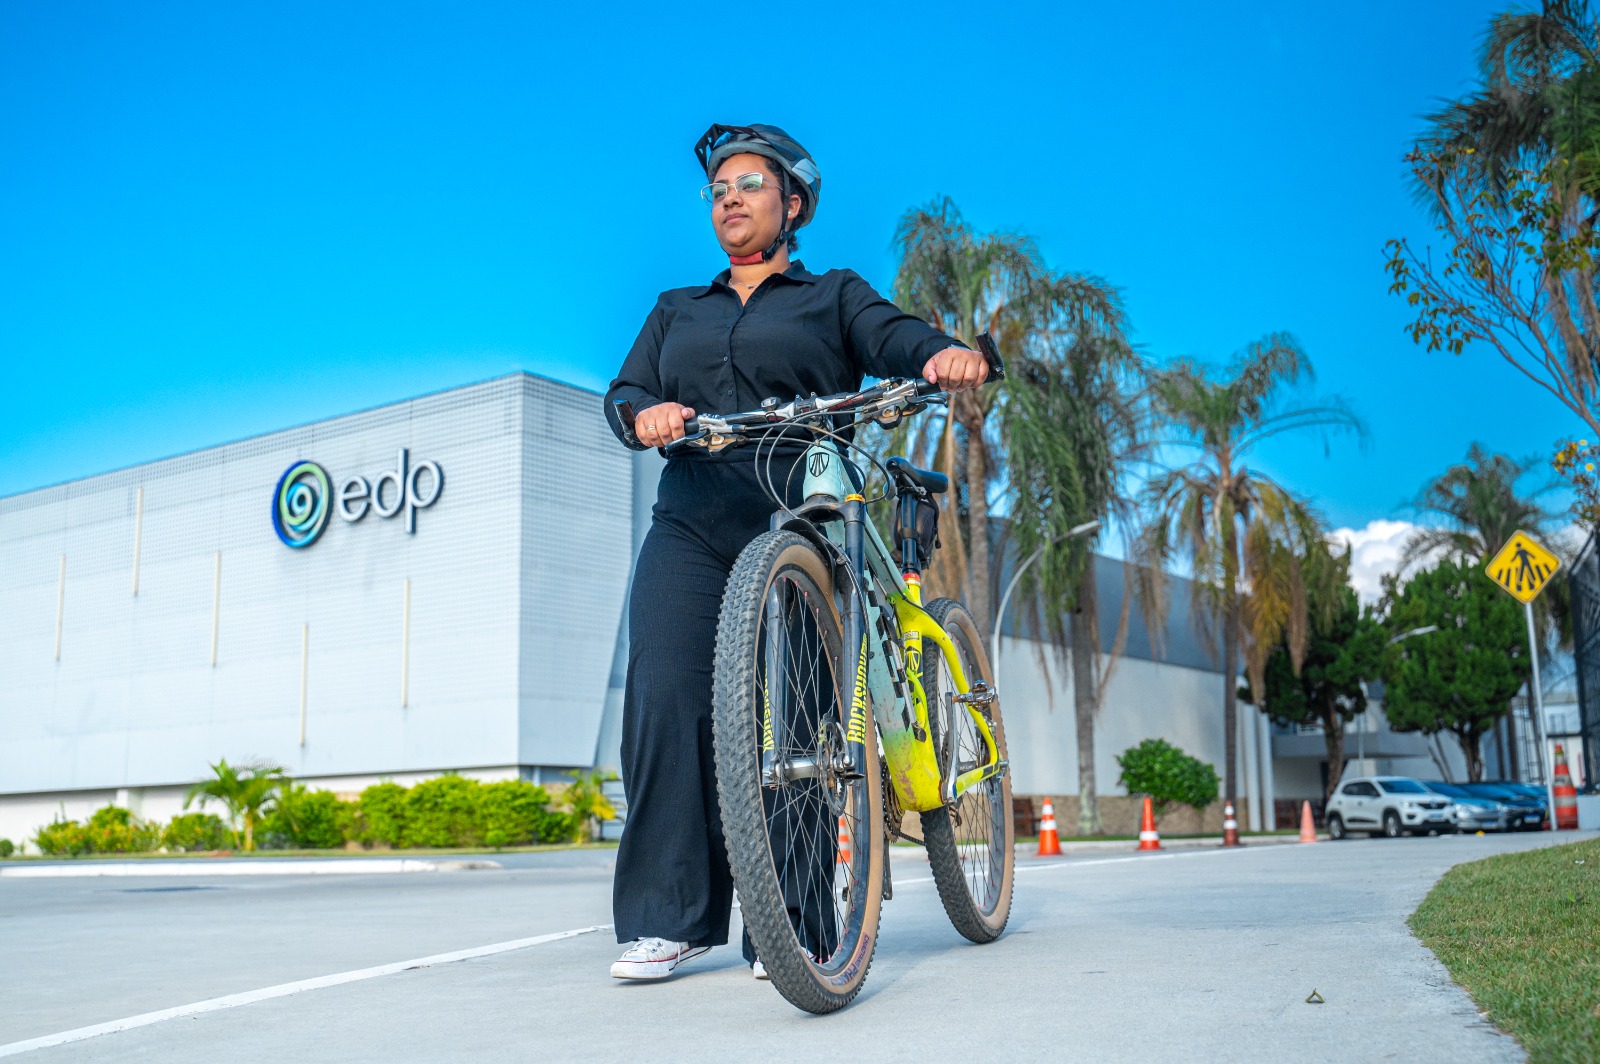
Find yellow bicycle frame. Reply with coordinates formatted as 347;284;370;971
799;440;1001;814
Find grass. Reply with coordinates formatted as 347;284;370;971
1409;838;1600;1063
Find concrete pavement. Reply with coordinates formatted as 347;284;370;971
3;830;1593;1062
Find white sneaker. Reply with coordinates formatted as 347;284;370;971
610;938;709;980
751;958;770;980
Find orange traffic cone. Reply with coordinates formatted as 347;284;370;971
1553;745;1579;831
1299;800;1318;843
1036;799;1062;856
1137;796;1163;851
1222;800;1241;847
836;815;851;864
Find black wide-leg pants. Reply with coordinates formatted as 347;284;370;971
613;457;789;952
614;455;839;957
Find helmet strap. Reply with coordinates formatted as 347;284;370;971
727;170;792;266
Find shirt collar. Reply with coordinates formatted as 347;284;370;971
694;260;817;297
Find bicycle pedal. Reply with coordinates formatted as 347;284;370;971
955;682;996;706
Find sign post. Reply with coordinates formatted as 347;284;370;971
1485;531;1561;828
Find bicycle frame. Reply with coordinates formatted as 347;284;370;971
766;438;1003;814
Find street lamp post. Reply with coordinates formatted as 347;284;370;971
990;520;1102;693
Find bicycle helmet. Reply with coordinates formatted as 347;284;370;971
695;123;821;264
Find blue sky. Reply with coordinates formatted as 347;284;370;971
0;0;1566;536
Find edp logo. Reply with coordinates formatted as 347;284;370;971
271;448;444;549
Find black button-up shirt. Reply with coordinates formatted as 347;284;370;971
603;262;959;454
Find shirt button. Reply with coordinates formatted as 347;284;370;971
722;356;729;363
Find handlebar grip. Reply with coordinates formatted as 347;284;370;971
975;332;1007;382
681;415;700;437
612;400;642;448
913;379;943;397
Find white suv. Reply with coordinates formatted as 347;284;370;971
1325;776;1452;839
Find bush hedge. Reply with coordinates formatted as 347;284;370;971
0;838;14;858
1115;738;1220;820
30;774;597;856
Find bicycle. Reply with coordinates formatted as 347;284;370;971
614;334;1015;1013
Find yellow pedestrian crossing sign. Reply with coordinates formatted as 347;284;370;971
1485;531;1560;604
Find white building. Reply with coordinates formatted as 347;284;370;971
3;371;1368;847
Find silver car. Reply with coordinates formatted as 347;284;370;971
1419;781;1513;833
1325;776;1453;839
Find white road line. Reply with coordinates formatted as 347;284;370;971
0;924;613;1058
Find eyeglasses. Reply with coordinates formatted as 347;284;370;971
700;172;772;207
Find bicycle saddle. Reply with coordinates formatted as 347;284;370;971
886;457;948;495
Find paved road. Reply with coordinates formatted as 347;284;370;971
3;831;1594;1062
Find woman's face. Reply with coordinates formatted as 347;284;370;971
710;152;801;258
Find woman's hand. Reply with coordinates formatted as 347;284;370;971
923;346;990;391
636;403;697;447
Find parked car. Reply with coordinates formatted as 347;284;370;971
1325;776;1453;839
1463;781;1548;831
1418;781;1512;833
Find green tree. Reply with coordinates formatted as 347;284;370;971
183;758;285;852
1138;337;1363;806
1386;2;1600;476
1240;543;1385;804
1380;558;1532;781
1115;739;1220;822
890;198;1124;633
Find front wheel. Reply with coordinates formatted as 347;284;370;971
1327;813;1347;841
712;531;883;1014
920;598;1015;943
1382;811;1403;838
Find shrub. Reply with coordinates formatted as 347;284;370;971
356;782;408;847
0;837;14;858
1116;739;1220;822
479;779;555;848
35;817;89;856
163;812;232;852
261;784;353;849
84;807;160;853
404;774;484;848
34;807;160;855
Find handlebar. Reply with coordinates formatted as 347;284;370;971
614;333;1004;454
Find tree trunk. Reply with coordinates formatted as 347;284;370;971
243;814;255;852
1071;564;1100;835
1457;729;1485;782
1321;706;1346;807
1222;599;1239;808
961;397;993;635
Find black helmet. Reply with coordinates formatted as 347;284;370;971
695;123;822;230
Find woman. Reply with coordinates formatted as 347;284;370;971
603;123;987;981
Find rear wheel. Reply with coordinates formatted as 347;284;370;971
920;598;1014;943
712;531;883;1014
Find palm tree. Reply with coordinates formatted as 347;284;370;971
1412;2;1600;406
891;198;1123;632
1417;1;1600;205
1402;443;1554;566
1002;335;1145;834
1138;336;1364;812
184;758;285;852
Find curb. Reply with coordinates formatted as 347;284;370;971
0;858;503;878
